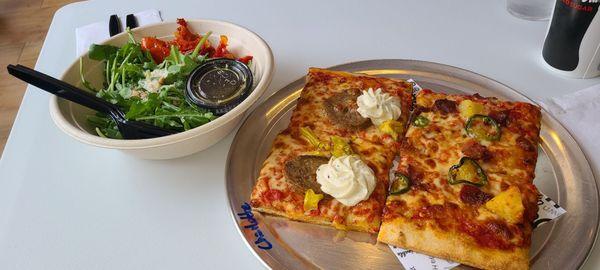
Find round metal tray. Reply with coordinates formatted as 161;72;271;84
226;59;599;269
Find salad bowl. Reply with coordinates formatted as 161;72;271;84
49;19;274;159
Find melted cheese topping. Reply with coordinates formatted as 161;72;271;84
383;90;542;249
288;68;413;147
250;132;394;233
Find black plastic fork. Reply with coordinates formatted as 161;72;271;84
7;64;175;139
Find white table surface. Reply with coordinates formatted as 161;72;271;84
1;0;599;269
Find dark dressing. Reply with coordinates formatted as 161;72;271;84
186;58;253;115
197;68;243;100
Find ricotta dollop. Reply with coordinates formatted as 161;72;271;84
316;155;376;206
356;88;402;126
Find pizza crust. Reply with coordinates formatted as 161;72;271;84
253;207;333;227
378;205;530;270
252;207;378;233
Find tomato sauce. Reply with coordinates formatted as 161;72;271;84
459;220;516;250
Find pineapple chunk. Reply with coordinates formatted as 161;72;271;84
378;120;404;140
304;189;324;212
484;186;524;224
459;100;484;119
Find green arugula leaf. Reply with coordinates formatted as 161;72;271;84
83;32;223;139
116;84;132;99
88;44;119;61
79;58;97;91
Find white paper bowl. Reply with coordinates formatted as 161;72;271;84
49;19;274;159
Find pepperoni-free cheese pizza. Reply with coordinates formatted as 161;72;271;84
377;89;542;270
250;69;413;233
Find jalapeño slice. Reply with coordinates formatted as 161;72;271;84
465;114;501;141
412;115;430;127
448;157;488;186
390;173;411;195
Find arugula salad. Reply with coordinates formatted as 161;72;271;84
80;19;252;139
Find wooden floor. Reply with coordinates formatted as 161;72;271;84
0;0;81;155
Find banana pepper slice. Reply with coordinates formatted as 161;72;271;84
304;189;324;212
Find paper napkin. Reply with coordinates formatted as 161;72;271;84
539;84;600;177
75;9;163;56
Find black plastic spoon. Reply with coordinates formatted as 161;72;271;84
7;64;175;139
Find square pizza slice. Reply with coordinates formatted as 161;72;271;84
288;68;414;149
377;89;542;270
250;129;395;233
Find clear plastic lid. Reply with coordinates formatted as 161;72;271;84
186;58;253;115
